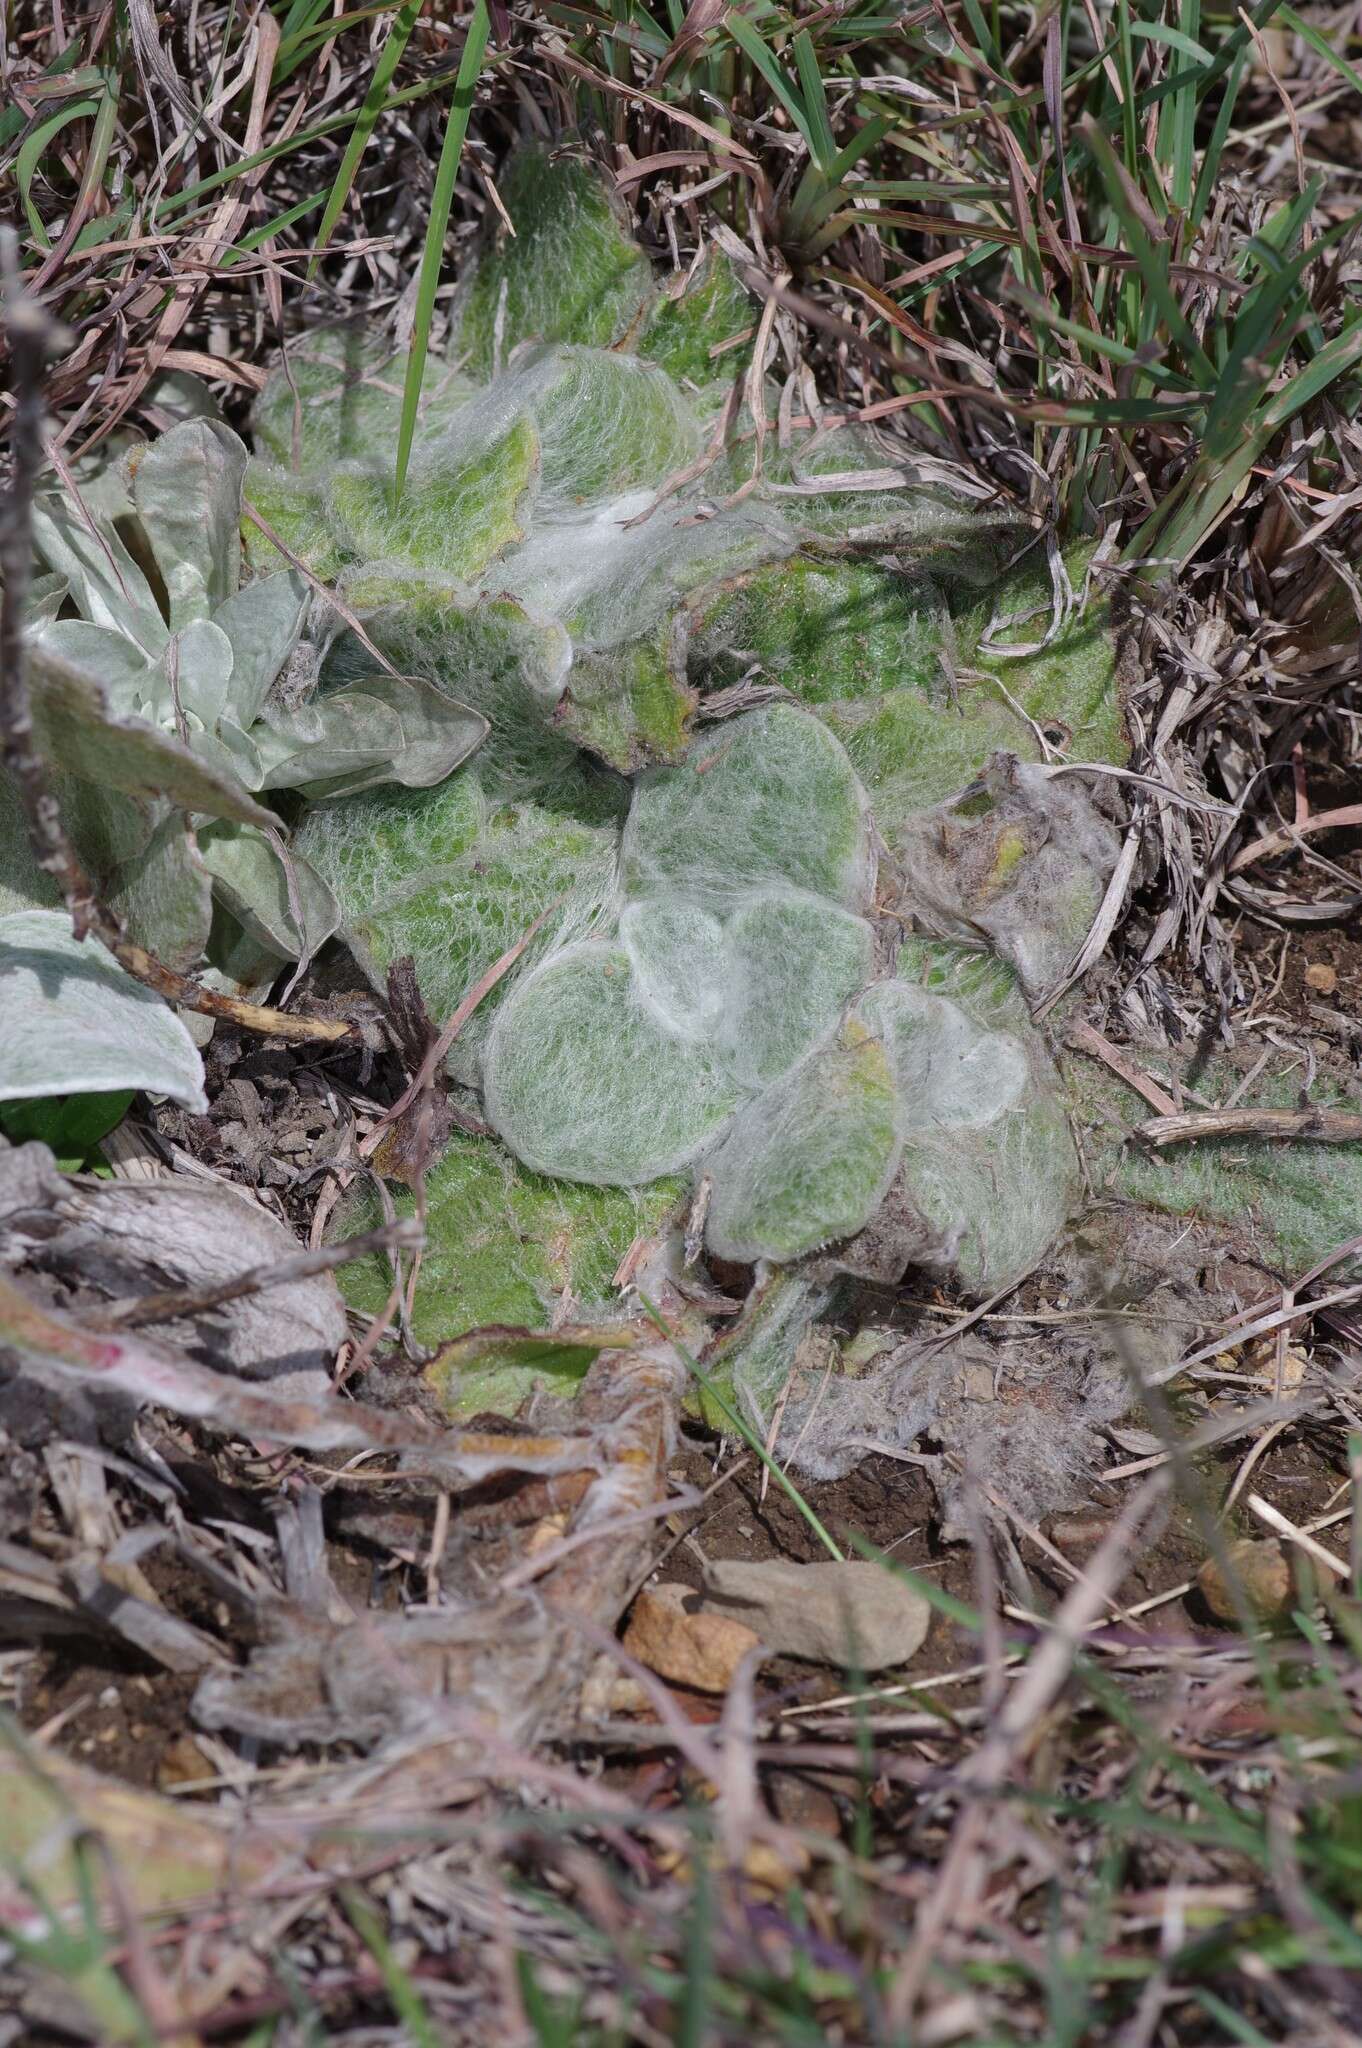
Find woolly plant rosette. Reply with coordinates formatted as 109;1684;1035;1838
228;146;1134;1416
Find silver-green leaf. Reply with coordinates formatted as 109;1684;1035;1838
0;910;207;1112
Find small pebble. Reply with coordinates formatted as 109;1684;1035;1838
1304;962;1337;995
156;1733;216;1790
1197;1538;1291;1625
622;1583;762;1694
1049;1512;1115;1554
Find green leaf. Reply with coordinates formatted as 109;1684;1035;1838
332;1131;682;1366
702;1016;902;1264
27;641;274;828
212;570;309;729
168;618;237;738
325;579;573;797
252;672;487;798
639;247;754;385
195;824;340;962
621;704;873;914
104;810;214;973
1129;20;1214;64
30;488;168;659
294;765;624;1073
717;890;873;1089
724;14;827;172
1082;116;1217;387
454;144;654;380
241;463;344;581
130;420;248;630
0;1089;134;1167
330;410;539;581
0;775;60;917
0;911;206;1112
425;1323;637;1419
858;971;1078;1290
687;551;1042;803
252;327;476;475
484;940;740;1185
16;96;101;248
792;30;837;174
33;620;156;721
1067;1054;1362;1281
554;619;696;774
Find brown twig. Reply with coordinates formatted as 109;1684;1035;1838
1136;1108;1362;1149
0;252;358;1048
1068;1019;1179;1117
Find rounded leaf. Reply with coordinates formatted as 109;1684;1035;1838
131;419;248;630
620;897;726;1043
703;1020;902;1264
485;941;739;1185
622;704;873;913
718;890;873;1090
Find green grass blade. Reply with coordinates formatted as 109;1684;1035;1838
16;96;101;250
1192;1989;1278;2047
1205;200;1355;445
219;190;328;267
341;1886;439;2048
958;0;1005;73
1189;45;1248;229
827;111;893;184
1008;283;1191;378
1083;115;1218;385
278;4;407;85
724;11;825;170
1156;0;1201;213
1114;0;1139;171
677;1854;712;2048
394;1;491;498
1277;5;1362;96
1252;311;1362;434
1136;0;1283;117
1132;313;1362;566
792;29;836;173
308;0;426;277
1130;19;1213;65
155;66;454;222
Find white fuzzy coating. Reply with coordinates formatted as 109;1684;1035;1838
295;767;623;1082
620;897;726;1043
326;576;577;798
483;939;740;1186
480;710;881;1192
488;482;793;652
702;1022;903;1265
501;345;702;505
622;704;875;914
853;979;1077;1289
717;889;874;1090
856;980;1030;1131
